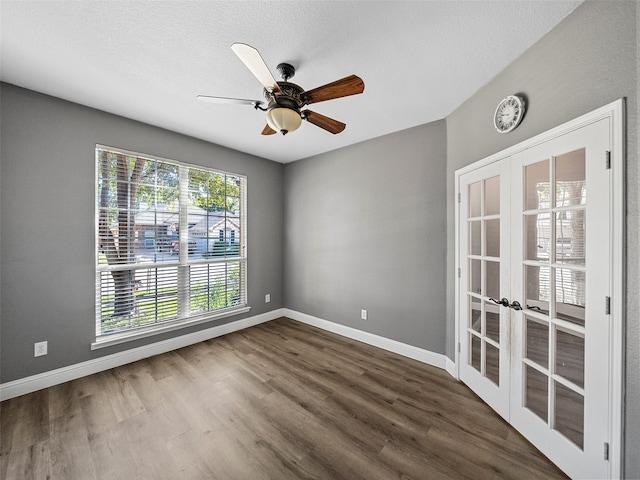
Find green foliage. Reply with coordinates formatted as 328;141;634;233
190;265;241;312
189;170;240;212
135;160;179;209
204;241;240;257
98;153;181;220
99;268;241;334
97;147;244;335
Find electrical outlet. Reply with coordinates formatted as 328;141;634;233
34;341;48;357
265;294;271;303
361;309;368;320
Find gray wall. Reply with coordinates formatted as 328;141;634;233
445;1;638;476
1;0;638;476
283;121;447;353
0;83;284;383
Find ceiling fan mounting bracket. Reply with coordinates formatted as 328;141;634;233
276;63;295;81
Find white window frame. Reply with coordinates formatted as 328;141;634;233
93;145;249;349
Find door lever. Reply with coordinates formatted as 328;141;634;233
509;300;523;311
489;297;511;307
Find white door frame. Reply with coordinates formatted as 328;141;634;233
453;99;625;478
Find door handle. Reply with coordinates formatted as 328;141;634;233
489;297;522;310
509;300;523;311
489;297;511;307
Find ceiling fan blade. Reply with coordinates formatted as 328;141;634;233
197;95;264;107
302;75;365;105
231;43;280;93
303;110;346;134
261;124;277;135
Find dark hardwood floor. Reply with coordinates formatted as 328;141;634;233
1;317;568;479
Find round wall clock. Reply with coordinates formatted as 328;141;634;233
493;95;525;133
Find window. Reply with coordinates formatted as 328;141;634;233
95;146;247;343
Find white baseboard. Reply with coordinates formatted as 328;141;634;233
0;308;285;401
283;309;450;371
1;308;458;401
445;357;457;379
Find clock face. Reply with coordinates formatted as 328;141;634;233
494;95;525;133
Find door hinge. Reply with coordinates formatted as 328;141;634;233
457;192;461;203
605;296;611;315
457;267;461;278
458;342;461;353
605;151;611;169
604;442;609;461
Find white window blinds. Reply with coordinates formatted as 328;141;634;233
96;146;247;338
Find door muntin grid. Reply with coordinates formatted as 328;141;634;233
467;176;501;387
521;149;586;449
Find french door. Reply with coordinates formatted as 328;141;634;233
459;159;512;420
457;106;622;479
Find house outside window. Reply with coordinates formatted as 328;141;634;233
95;146;247;343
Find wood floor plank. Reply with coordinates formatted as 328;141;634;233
1;441;51;480
261;390;401;480
86;423;141;479
0;317;569;479
379;439;466;480
5;390;49;452
119;412;186;479
154;374;226;434
0;395;19;458
49;409;97;479
80;391;119;438
96;369;146;423
47;379;87;421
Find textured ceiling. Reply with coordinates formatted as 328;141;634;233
1;1;581;163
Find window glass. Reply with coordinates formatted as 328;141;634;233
96;146;247;337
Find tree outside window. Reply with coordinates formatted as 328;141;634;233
96;146;247;337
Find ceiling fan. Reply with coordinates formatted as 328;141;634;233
197;43;365;136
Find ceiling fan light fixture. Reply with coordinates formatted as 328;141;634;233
266;106;302;135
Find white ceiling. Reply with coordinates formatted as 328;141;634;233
1;1;581;163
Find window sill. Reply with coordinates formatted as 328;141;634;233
91;306;251;350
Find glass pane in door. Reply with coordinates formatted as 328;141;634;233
555;149;586;207
470;259;481;295
525;213;550;261
554;382;584;449
555;328;585;388
470;220;481;255
485;260;500;300
485;301;500;342
556;211;586;265
525;365;548;422
470;295;481;332
485;343;500;386
471;334;481;371
525;265;550;315
525;317;549;367
485;219;500;257
469;181;481;217
555;268;586;326
484;176;500;215
525;160;550;210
